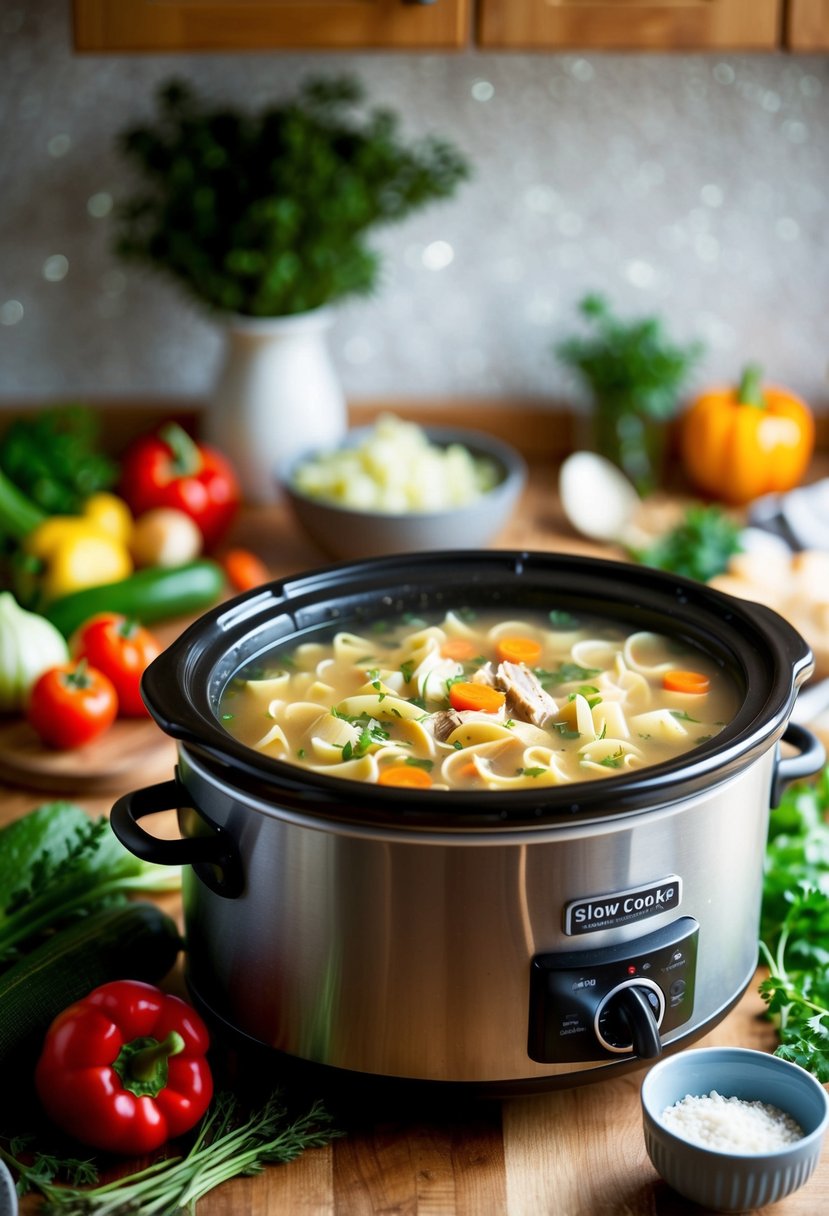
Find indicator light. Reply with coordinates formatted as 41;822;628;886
627;965;637;975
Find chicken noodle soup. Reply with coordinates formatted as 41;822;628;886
219;609;737;790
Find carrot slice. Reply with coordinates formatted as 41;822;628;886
377;764;433;789
456;761;480;782
449;681;506;714
662;670;711;695
495;636;542;666
440;638;478;661
221;548;270;592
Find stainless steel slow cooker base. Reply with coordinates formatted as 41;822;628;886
185;965;756;1100
110;551;824;1090
175;744;777;1085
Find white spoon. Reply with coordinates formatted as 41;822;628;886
558;451;641;545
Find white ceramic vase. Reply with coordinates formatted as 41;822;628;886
205;307;347;505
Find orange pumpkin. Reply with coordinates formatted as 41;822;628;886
680;365;814;505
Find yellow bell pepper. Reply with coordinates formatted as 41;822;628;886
24;493;134;603
82;492;134;547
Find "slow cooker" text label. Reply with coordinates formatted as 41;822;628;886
564;876;682;935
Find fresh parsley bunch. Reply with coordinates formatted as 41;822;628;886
115;76;469;317
556;294;703;423
0;406;117;516
759;768;829;1081
629;503;743;583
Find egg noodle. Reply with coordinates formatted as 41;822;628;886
220;609;736;791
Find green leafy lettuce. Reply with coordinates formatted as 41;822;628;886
0;801;179;968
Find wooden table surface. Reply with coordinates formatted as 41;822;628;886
5;450;829;1216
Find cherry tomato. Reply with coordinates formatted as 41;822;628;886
70;613;162;718
27;660;118;749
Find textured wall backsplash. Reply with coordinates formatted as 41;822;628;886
1;1;827;413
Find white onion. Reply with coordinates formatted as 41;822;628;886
0;591;69;712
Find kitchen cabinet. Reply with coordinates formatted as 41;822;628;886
73;0;829;51
72;0;471;52
787;0;829;48
477;1;781;51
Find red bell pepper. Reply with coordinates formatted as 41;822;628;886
119;422;240;549
35;979;213;1155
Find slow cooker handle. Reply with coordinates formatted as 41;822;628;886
771;722;826;808
110;777;244;899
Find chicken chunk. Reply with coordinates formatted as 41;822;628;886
495;661;558;728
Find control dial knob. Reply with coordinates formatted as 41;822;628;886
595;978;665;1058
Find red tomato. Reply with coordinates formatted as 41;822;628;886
71;613;162;718
27;661;118;749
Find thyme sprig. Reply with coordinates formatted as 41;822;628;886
4;1091;340;1215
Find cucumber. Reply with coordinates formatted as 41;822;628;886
0;901;182;1065
44;559;226;637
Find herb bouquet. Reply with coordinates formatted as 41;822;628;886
556;294;703;496
114;75;469;318
113;75;470;503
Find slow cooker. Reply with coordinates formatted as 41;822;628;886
111;551;824;1093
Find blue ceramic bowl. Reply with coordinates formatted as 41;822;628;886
282;425;527;560
641;1047;829;1212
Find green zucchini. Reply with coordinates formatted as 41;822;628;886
0;901;182;1066
44;558;226;637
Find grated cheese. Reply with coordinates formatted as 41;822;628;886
661;1089;803;1153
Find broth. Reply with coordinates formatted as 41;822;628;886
219;608;737;790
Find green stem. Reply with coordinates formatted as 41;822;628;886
770;979;829;1021
114;1030;185;1098
758;939;775;972
159;423;202;477
761;928;829;1027
0;466;47;540
737;363;766;409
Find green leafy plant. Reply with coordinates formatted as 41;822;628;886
2;1089;340;1213
0;801;178;967
0;406;117;516
114;76;469;317
556;294;703;493
629;503;743;583
759;768;829;1080
556;294;703;422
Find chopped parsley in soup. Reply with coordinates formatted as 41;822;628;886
219;609;737;790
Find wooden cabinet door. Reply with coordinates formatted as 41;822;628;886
477;1;782;51
73;0;470;52
786;0;829;48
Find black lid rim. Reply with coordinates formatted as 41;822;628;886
141;550;813;830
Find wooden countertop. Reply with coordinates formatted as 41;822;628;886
6;453;829;1216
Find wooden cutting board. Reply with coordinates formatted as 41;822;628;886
0;716;177;794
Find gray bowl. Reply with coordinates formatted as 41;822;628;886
281;425;527;560
641;1047;829;1212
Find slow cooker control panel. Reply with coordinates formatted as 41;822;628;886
527;917;698;1064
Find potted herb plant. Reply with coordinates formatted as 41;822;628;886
115;76;469;502
555;294;703;496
